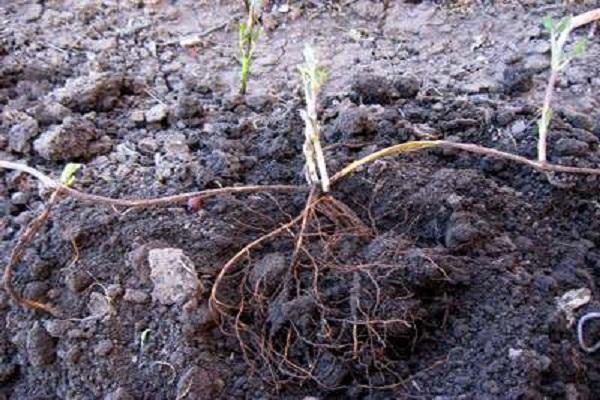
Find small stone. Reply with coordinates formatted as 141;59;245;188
104;388;134;400
554;138;589;157
562;110;595;131
534;274;557;293
331;106;376;140
51;72;124;113
23;281;49;301
523;54;550;72
508;348;524;360
502;66;534;94
9;117;39;153
94;340;113;356
351;74;394;105
88;292;111;318
67;329;87;339
182;301;217;335
130;110;145;123
145;104;169;123
148;248;202;305
393;75;420;98
137;137;158;154
106;284;123;298
33;116;102;161
244;95;274;112
22;3;43;22
176;366;224;400
123;289;149;304
30;101;72;125
10;192;30;205
65;270;93;292
26;323;56;367
44;320;74;338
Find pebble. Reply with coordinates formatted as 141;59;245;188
123;289;150;304
104;388;134;400
65;270;93;292
145;104;169;123
26;323;56;367
8;117;39;153
10;192;30;205
554;138;589;157
148;248;201;305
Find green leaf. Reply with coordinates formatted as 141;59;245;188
60;163;82;187
555;16;572;34
543;15;555;32
573;38;588;58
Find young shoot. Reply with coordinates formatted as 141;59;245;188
537;15;588;163
298;45;330;193
239;0;262;95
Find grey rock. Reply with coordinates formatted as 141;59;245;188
130;110;145;123
351;74;394;105
523;54;550;72
145;104;169;123
244;95;273;112
9;117;39;153
331;106;376;140
182;300;216;335
44;319;74;338
123;289;149;304
393;75;420;98
554;138;589;157
502;66;534;94
176;366;224;400
23;281;49;301
29;101;72;125
33;116;102;161
88;292;111;318
51;72;124;112
65;270;93;292
10;191;30;205
106;284;123;298
562;110;595;131
22;3;43;22
104;388;133;400
26;323;56;366
148;248;201;305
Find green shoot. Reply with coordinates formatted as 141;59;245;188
298;45;330;192
239;0;262;95
60;163;82;187
537;15;588;163
140;328;151;354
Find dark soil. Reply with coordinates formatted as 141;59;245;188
2;1;600;399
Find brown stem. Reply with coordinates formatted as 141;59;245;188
4;190;63;316
572;8;600;29
0;161;306;208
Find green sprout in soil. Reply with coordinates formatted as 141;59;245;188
537;15;588;163
239;0;262;95
298;45;330;192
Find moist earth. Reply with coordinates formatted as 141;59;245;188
2;0;600;399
